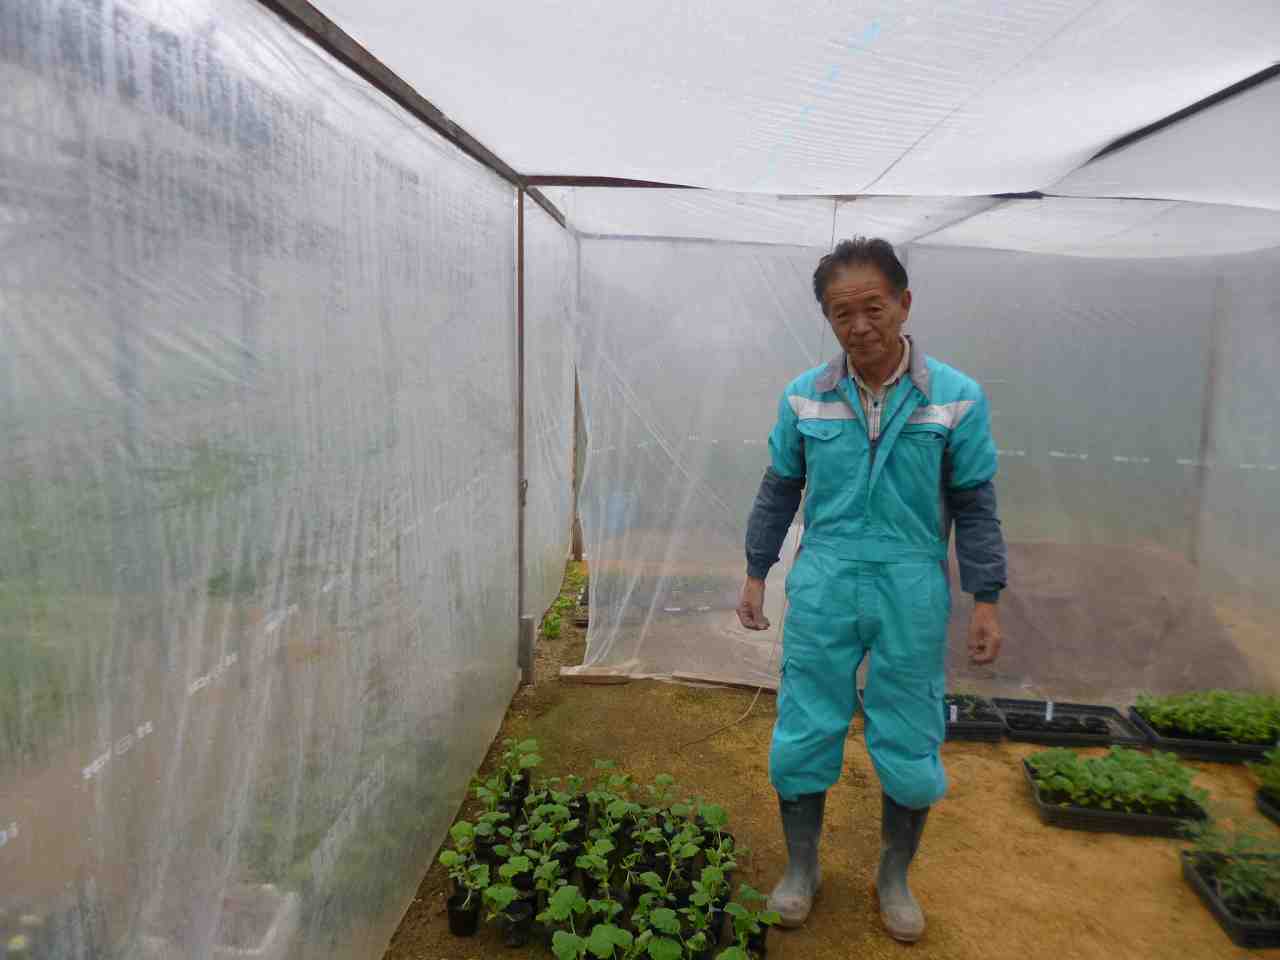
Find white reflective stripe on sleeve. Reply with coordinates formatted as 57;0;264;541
788;395;856;420
907;400;976;429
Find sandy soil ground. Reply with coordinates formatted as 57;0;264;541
382;568;1278;960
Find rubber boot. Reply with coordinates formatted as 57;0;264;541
875;792;929;942
767;791;825;927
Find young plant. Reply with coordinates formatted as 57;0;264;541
1136;691;1280;745
1028;747;1209;816
632;906;688;960
1184;819;1280;922
438;851;489;909
645;773;678;809
1250;749;1280;802
576;837;616;893
497;853;534;892
500;737;543;794
474;809;509;853
691;864;729;910
721;883;781;957
542;611;563;640
537;884;590;959
483;882;521;923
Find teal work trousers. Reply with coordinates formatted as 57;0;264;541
768;547;950;810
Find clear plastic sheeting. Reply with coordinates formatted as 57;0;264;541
1;1;520;958
542;189;996;248
311;0;1280;195
570;238;824;686
921;198;1280;259
523;197;578;616
1053;75;1280;211
572;232;1280;704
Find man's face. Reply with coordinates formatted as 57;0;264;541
822;263;912;370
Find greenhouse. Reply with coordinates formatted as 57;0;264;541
2;0;1280;957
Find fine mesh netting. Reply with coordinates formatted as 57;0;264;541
3;0;1280;958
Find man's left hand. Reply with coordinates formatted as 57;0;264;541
968;602;1003;664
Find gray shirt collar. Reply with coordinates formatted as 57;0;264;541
815;334;931;400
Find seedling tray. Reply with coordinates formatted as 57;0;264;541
1258;790;1280;826
857;689;1005;742
944;695;1005;743
995;697;1147;747
1128;708;1275;763
1022;761;1206;837
1182;851;1280;949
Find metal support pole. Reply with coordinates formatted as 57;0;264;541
1189;275;1224;570
517;188;532;685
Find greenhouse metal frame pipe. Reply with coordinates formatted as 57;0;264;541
516;189;532;684
254;0;566;229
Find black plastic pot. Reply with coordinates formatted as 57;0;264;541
1182;851;1280;949
511;871;535;895
706;907;726;944
1129;708;1274;764
1022;761;1207;836
446;894;480;937
475;835;500;865
1259;789;1280;826
501;901;535;948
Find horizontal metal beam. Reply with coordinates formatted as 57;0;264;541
524;176;699;189
254;0;565;229
1089;62;1280;163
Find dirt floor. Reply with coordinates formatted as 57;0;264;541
384;562;1277;960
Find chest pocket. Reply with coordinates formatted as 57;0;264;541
796;419;846;442
894;426;947;481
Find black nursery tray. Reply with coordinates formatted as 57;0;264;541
944;696;1005;743
1022;761;1206;837
1182;851;1280;949
1127;708;1275;764
1259;790;1280;826
995;698;1147;747
856;689;1004;743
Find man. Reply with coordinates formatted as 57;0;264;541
737;237;1006;943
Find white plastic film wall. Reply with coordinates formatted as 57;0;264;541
0;1;529;958
572;233;1280;704
523;198;578;617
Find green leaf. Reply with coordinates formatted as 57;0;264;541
547;883;586;920
437;849;462;868
552;930;587;960
586;924;633;957
646;937;683;960
715;947;749;960
483;884;518;913
649;908;680;935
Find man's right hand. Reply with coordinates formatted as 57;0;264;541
737;576;770;630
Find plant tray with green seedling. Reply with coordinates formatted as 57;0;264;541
1251;750;1280;825
1130;692;1280;763
943;694;1005;742
1182;852;1280;949
1258;791;1280;827
1023;748;1209;837
995;697;1147;747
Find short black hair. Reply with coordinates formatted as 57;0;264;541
812;237;908;306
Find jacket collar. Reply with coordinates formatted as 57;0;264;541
815;334;931;401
